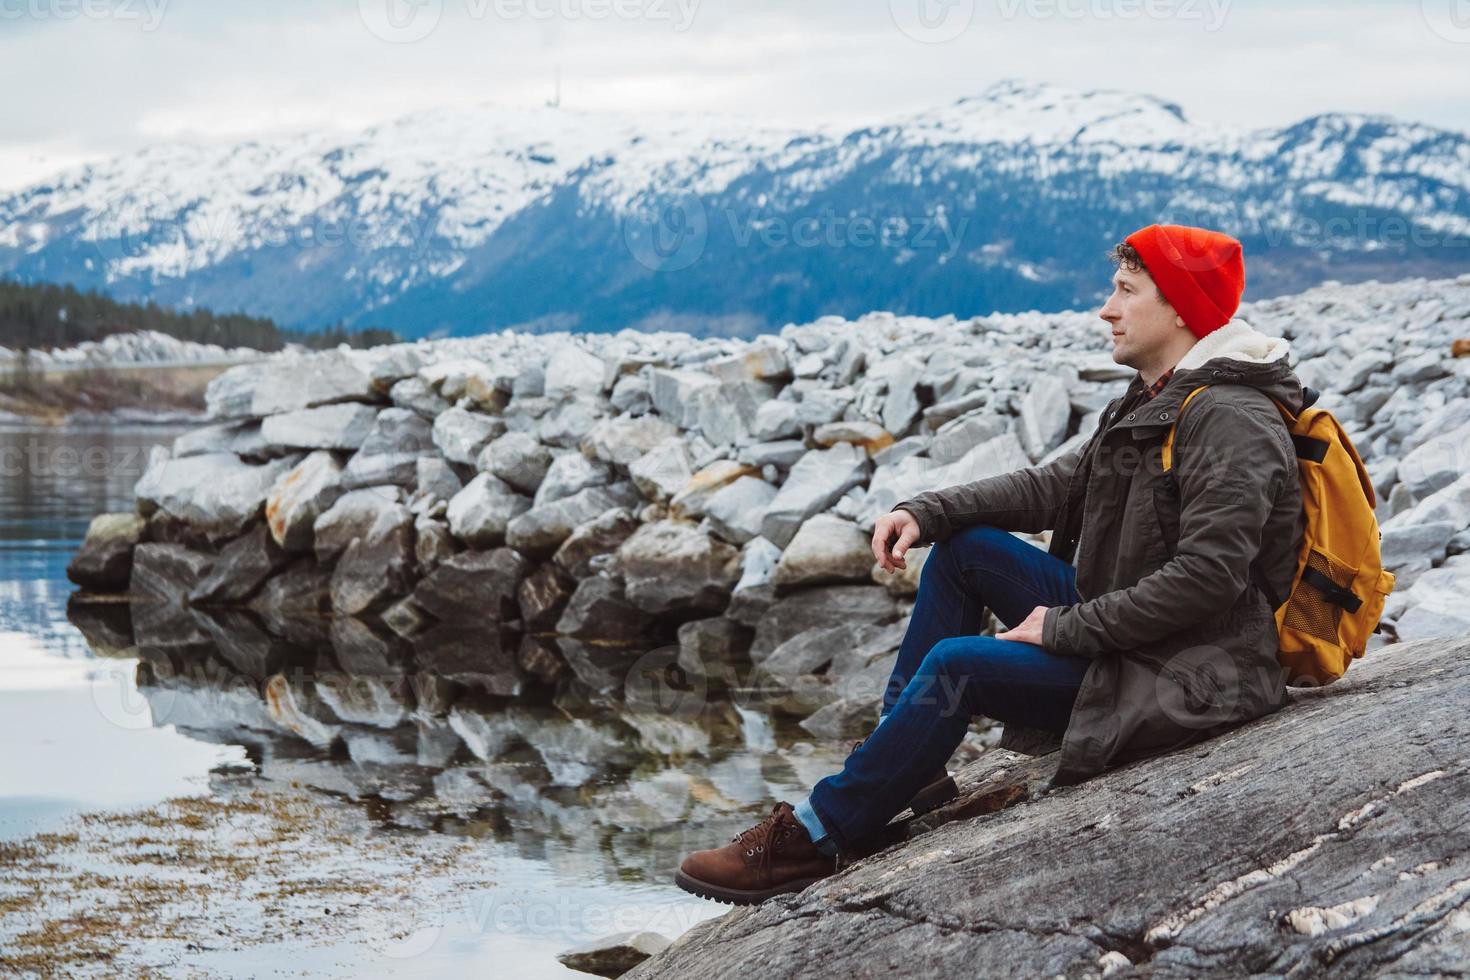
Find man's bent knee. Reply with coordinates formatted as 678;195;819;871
929;522;1007;567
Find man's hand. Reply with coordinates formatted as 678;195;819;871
995;604;1049;646
872;510;921;573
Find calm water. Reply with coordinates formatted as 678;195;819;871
0;419;242;838
0;419;848;977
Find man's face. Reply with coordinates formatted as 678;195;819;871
1099;264;1180;368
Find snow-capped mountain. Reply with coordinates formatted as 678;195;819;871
3;80;1467;339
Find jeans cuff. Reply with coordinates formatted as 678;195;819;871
794;797;839;857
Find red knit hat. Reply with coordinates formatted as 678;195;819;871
1124;224;1245;339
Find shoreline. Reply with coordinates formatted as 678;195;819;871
0;360;242;426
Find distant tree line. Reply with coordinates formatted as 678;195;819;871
0;279;399;353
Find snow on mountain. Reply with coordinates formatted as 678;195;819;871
2;79;1467;340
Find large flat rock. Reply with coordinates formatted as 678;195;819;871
630;636;1470;979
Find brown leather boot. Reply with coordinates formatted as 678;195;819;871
848;739;958;815
675;802;837;905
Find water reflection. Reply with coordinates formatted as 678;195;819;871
0;420;174;654
67;595;851;887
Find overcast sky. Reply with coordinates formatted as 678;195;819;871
2;0;1467;190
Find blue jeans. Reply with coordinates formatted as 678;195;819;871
797;524;1089;853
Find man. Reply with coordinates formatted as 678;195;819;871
675;224;1307;906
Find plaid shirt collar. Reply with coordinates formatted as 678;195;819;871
1136;366;1175;401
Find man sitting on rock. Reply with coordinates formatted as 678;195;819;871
675;224;1309;905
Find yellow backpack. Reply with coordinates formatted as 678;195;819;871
1162;384;1396;687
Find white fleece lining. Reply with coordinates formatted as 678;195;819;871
1175;317;1292;370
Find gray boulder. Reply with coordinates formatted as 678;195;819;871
129;542;214;601
412;548;530;623
204;349;377;418
629;438;694;502
446;473;532;548
1395;420;1470;499
737;439;808;470
414;514;459;573
858;432;1029;529
555;575;656;646
704;341;789;383
772;514;873;589
535;451;614;507
340;408;437;489
553;508;641;579
432;406;505;465
507;481;642;554
544;344;607;400
1018;373;1072;461
265;450;345;551
676;617;753;687
248;558;332;645
311;486;409;563
136;449;300;540
517;562;577;630
750;584;900;663
670;460;760;519
172;419;268;459
649;368;719;428
615;520;742;615
610;374;653;415
481;431;553;494
929;412;1007;465
1338;348;1394;393
408;457;463;515
1393;558;1470;640
538;395;607;449
389;375;453;418
67;512;145;591
760;444;870;548
1383;472;1470;531
330;514;416;617
798;696;878;739
703;476;778;545
189;523;292;605
751;400;802;441
583;414;680;467
259;403;378;451
1379;521;1455;588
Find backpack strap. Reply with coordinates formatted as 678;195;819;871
1159;385;1212;474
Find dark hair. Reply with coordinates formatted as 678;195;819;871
1108;242;1168;304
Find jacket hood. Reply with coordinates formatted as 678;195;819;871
1170;316;1306;416
1176;317;1290;370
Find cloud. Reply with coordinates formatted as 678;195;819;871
0;0;1465;191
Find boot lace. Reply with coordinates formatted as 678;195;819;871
731;803;797;876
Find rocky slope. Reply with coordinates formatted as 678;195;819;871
627;633;1470;978
65;273;1470;743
